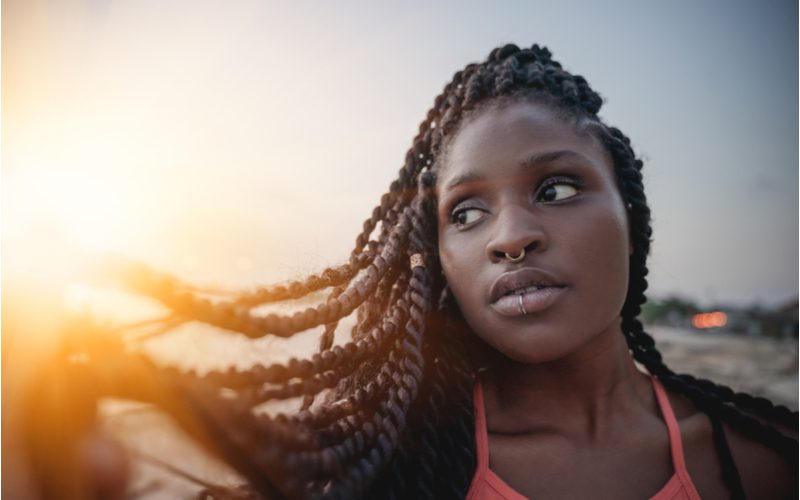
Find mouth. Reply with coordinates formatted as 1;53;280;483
489;268;567;317
499;283;563;298
489;267;565;303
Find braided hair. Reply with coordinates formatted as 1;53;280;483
98;44;796;499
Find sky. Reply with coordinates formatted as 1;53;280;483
3;0;798;308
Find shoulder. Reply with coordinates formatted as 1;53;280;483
724;419;796;500
665;389;797;500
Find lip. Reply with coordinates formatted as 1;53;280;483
489;267;565;303
488;267;567;316
491;286;567;317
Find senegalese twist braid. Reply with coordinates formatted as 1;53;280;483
108;44;795;499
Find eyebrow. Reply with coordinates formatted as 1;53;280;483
443;149;581;190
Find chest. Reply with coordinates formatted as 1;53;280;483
485;419;730;500
488;430;675;499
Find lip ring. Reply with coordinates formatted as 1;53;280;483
491;286;567;317
517;294;527;315
489;266;564;305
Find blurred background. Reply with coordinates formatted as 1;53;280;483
3;0;798;497
5;0;798;303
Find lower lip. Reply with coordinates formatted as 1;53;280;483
491;287;567;317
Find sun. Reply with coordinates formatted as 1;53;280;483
51;172;126;252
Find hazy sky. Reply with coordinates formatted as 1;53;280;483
4;0;798;307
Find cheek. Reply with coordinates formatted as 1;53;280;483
571;208;631;313
438;236;465;295
438;229;482;310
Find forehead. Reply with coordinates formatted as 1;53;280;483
436;102;612;189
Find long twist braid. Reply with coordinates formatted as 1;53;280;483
76;44;796;500
599;126;798;442
363;43;797;498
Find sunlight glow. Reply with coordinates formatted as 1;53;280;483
43;172;125;252
6;104;144;254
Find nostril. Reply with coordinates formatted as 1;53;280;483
487;223;547;262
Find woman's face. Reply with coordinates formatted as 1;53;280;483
436;101;631;363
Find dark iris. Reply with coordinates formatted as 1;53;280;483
540;185;558;202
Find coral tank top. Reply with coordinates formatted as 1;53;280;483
466;377;702;500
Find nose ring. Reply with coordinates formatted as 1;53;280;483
504;248;525;263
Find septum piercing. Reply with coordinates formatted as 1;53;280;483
517;293;527;315
505;248;525;263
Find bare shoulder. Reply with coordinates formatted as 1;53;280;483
664;389;797;500
723;420;797;500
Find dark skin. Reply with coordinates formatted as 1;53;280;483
436;101;794;499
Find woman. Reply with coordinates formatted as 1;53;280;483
24;44;796;499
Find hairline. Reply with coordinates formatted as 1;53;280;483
432;93;614;190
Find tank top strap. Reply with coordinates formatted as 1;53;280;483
473;379;490;470
469;377;700;500
650;377;694;481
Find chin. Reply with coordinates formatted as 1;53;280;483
495;342;579;365
471;326;580;365
471;315;624;367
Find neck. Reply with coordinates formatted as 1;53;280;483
482;320;654;439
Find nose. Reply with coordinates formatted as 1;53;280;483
487;205;548;263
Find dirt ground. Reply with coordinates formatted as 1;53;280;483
648;325;797;409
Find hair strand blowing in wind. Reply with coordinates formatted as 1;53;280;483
24;43;797;500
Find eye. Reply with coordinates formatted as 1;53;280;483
536;181;578;203
451;207;487;228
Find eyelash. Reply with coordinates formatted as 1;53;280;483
448;175;582;229
535;176;582;202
